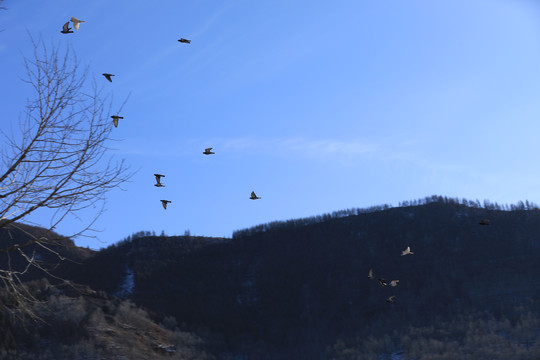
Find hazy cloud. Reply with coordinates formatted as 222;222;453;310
117;134;466;176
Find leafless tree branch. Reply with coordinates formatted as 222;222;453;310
0;36;133;318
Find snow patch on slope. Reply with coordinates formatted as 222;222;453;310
114;265;135;298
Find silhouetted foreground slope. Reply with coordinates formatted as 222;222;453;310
0;222;93;273
4;196;540;358
0;279;219;360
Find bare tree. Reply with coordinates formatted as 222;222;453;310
0;37;132;318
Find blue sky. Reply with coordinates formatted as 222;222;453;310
2;0;540;249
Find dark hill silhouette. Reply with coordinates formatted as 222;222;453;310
0;222;93;281
4;195;540;358
62;196;540;357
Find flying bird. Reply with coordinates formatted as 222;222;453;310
378;278;388;287
250;191;261;200
386;296;396;304
401;246;414;256
479;219;490;226
368;268;374;280
203;148;215;155
390;280;400;287
60;22;73;34
178;38;191;43
102;73;115;82
70;16;85;31
110;115;123;128
154;174;165;187
160;200;171;210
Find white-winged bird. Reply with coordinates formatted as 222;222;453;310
102;73;115;82
70;16;85;31
111;115;123;128
154;174;165;187
479;219;490;226
390;280;400;287
61;22;73;34
401;246;414;256
160;200;171;210
203;148;215;155
178;38;191;43
368;268;374;280
250;191;261;200
386;295;396;304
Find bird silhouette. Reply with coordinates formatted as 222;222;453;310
378;278;388;287
178;38;191;43
203;148;215;155
250;191;261;200
70;16;85;31
386;295;396;304
110;115;123;128
160;200;171;210
368;268;374;280
479;219;490;226
102;73;115;82
390;280;400;287
401;246;414;256
60;22;73;34
154;174;165;187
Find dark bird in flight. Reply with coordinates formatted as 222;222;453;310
154;174;165;187
479;219;490;226
61;22;73;34
378;278;388;287
178;38;191;43
102;73;115;82
70;16;85;31
368;268;374;280
111;115;123;128
160;200;171;210
203;148;215;155
250;191;261;200
386;295;396;304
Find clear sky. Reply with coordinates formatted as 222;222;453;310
2;0;540;249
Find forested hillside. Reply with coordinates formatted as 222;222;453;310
67;196;540;358
3;196;540;359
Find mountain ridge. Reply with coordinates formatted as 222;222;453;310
3;195;540;358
